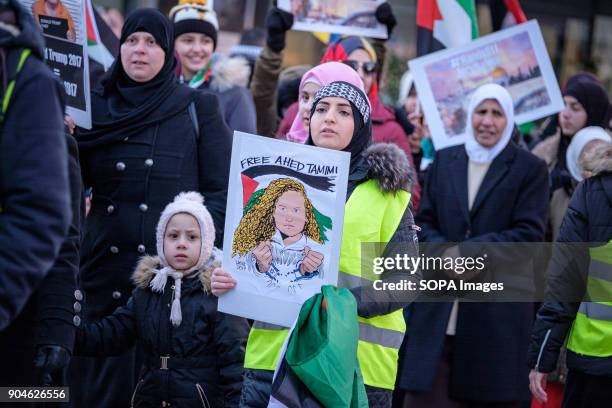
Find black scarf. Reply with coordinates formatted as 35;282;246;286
305;81;372;199
564;78;610;128
76;8;194;151
541;74;609;190
553;77;611;189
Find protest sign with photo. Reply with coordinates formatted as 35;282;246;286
219;132;350;327
19;0;91;128
278;0;387;39
409;20;563;150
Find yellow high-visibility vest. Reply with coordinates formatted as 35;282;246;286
567;241;612;357
244;179;411;390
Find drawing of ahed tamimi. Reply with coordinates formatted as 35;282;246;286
232;178;332;294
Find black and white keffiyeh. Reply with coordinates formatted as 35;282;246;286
312;81;371;124
307;80;373;199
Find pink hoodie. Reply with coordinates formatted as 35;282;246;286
285;62;365;143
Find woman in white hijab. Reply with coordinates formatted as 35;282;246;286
401;82;550;408
464;83;515;163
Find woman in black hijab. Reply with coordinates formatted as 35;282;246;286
211;81;421;408
533;74;610;239
307;82;420;407
306;81;373;197
71;9;232;408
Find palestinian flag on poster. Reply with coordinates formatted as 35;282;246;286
239;166;334;243
489;0;527;31
416;0;478;56
85;0;115;70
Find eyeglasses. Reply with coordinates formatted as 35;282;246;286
342;60;377;75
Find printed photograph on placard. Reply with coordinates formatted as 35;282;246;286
425;31;548;138
409;20;563;150
278;0;387;39
23;0;82;42
18;0;91;128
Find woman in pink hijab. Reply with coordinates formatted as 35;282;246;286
278;61;365;143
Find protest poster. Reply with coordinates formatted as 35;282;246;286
19;0;91;128
219;132;350;327
278;0;387;40
409;20;563;150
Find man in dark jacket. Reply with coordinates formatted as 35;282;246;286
0;0;77;393
0;136;82;392
0;0;70;331
528;143;612;408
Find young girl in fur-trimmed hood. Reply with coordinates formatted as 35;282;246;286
75;192;249;408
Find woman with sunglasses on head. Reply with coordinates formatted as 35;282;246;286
321;35;421;210
249;3;399;137
211;77;422;408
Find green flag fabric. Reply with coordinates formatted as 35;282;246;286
285;285;368;408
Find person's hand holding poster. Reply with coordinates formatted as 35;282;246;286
219;132;350;327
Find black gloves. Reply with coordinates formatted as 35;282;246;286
266;7;294;53
34;345;71;386
376;2;397;38
550;167;574;196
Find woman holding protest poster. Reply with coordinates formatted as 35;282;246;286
212;73;421;408
71;8;231;407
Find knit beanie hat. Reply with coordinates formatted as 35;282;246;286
156;191;215;271
169;0;219;49
150;192;215;326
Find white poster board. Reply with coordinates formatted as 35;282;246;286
219;132;350;327
19;0;91;128
278;0;387;40
409;20;563;150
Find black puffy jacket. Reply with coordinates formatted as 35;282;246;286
76;256;250;407
528;148;612;376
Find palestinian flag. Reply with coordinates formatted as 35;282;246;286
489;0;527;31
416;0;478;56
85;0;116;70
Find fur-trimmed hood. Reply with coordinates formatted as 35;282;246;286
532;131;560;169
131;255;219;294
533;130;612;176
584;143;612;175
210;56;251;92
364;143;414;193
